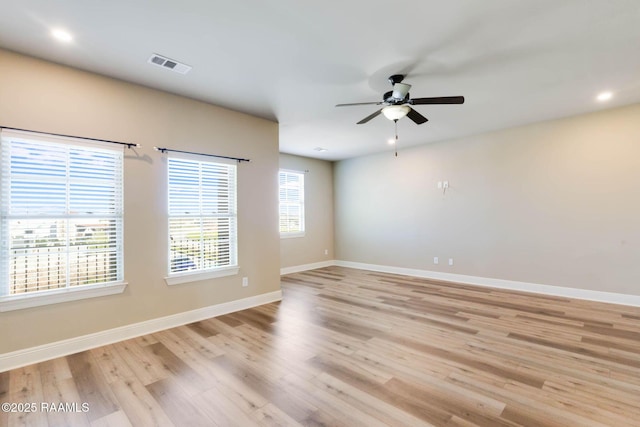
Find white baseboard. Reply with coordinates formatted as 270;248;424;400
280;260;335;275
0;290;282;373
333;260;640;308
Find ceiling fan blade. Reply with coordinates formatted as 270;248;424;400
407;108;428;125
357;109;382;124
410;96;465;105
392;83;411;100
336;101;383;107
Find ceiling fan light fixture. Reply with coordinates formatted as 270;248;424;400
382;105;410;121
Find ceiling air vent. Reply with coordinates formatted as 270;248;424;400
148;53;192;74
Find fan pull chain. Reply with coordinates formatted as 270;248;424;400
394;119;398;157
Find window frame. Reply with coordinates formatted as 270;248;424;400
278;169;305;238
165;154;239;285
0;129;127;312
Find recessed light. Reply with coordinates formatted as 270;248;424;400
596;91;613;102
387;138;396;145
51;28;73;43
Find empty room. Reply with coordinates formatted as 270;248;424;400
1;1;639;426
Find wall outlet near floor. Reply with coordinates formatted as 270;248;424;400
324;249;329;255
449;258;454;266
242;277;249;287
433;257;439;264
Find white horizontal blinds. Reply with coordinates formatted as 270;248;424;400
278;170;304;233
168;157;237;274
0;130;123;296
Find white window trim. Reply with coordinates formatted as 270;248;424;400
0;281;127;312
280;231;306;239
164;266;239;286
279;168;305;238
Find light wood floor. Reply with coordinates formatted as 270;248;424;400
2;267;640;426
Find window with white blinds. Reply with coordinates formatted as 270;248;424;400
0;130;124;298
279;170;305;236
168;157;237;275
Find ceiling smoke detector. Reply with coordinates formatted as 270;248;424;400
148;53;191;74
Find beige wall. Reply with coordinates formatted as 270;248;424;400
279;153;334;269
334;103;640;296
0;49;280;354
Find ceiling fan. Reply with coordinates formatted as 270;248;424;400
336;74;464;125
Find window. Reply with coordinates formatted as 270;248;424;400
167;157;237;283
279;169;305;237
0;129;125;310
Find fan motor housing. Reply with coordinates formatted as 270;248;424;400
383;90;409;104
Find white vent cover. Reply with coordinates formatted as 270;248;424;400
148;53;192;74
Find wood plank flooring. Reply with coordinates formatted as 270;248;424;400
2;266;640;426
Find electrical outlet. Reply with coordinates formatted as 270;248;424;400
242;277;249;287
443;181;449;189
449;258;454;266
437;181;443;189
433;257;439;264
324;249;329;255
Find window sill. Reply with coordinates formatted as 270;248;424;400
164;266;239;286
0;281;128;312
280;232;306;239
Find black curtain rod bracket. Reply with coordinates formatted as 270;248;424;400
0;126;140;149
153;147;250;163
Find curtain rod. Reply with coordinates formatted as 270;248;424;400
0;126;140;149
154;147;250;163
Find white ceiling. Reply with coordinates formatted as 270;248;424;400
1;1;639;160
